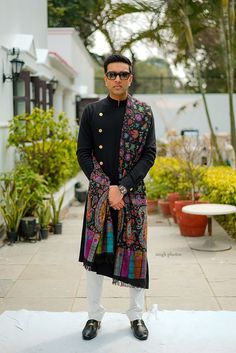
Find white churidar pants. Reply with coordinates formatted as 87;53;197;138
86;270;145;321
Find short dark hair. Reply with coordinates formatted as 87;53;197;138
104;54;132;73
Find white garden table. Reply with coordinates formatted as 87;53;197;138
182;204;236;252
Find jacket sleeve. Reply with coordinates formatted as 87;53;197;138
119;110;156;191
76;106;94;180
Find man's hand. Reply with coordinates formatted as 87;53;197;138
109;185;124;210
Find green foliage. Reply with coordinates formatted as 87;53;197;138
8;108;79;191
0;165;49;230
200;165;236;240
134;58;175;94
149;156;206;200
13;164;49;216
36;201;51;229
145;180;160;200
0;175;33;232
149;157;183;199
201;166;236;205
48;0;111;49
50;192;65;225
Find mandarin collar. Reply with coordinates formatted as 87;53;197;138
106;95;127;107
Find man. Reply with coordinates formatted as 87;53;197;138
77;54;156;341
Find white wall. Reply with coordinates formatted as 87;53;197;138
48;28;95;96
135;94;235;139
0;47;14;124
0;1;97;174
0;46;15;172
0;0;47;48
0;0;48;174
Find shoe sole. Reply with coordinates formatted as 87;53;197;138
82;334;97;340
133;333;148;341
131;328;148;341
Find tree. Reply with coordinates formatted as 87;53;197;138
165;0;236;159
48;0;165;62
48;0;108;48
221;0;236;155
48;0;236;158
166;0;224;163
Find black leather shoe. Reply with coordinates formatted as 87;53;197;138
82;319;101;340
131;319;149;340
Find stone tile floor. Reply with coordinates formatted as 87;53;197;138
0;201;236;314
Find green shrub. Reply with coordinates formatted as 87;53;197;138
149;157;182;199
149;156;206;200
201;166;236;239
50;192;65;225
8;108;80;191
0;171;36;232
145;180;160;200
36;201;51;229
0;164;49;217
201;166;236;204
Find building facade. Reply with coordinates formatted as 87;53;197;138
0;0;96;174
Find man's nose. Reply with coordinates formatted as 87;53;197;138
114;74;121;82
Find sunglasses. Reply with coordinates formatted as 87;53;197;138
106;71;131;80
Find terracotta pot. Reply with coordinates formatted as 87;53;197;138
147;199;158;214
158;199;171;217
175;200;208;237
167;192;181;223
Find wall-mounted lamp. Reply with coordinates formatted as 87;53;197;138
50;78;59;93
75;94;81;103
3;48;24;83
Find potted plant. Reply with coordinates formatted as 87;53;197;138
36;201;51;239
0;176;32;243
170;137;209;236
149;157;182;218
50;192;64;234
19;217;38;242
8;163;49;241
145;180;159;213
167;192;181;223
74;181;87;203
8;108;80;191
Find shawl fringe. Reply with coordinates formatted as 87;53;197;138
112;278;136;288
83;264;139;289
83;263;92;272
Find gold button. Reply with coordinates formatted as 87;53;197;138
99;161;103;165
99;145;103;149
130;188;133;191
99;112;103;117
98;128;103;133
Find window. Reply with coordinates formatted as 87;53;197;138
13;71;30;115
13;72;54;115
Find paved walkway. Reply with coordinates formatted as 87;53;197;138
1;196;236;314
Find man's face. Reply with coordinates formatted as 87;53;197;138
104;62;133;100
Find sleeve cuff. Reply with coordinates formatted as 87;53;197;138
120;175;134;192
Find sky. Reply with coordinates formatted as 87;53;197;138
91;30;186;79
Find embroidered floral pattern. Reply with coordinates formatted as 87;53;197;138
83;95;153;285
